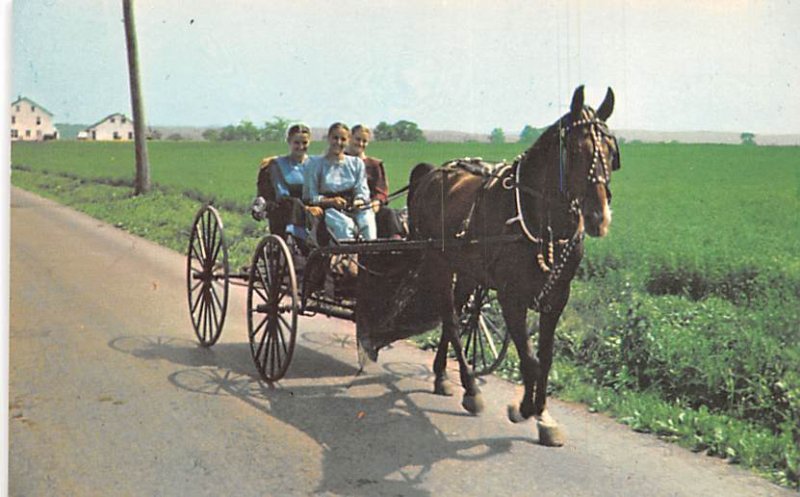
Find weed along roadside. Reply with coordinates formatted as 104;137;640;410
10;140;800;489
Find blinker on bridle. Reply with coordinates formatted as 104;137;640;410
558;109;618;201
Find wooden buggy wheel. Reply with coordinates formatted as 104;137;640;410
247;235;299;381
459;286;510;376
186;204;230;347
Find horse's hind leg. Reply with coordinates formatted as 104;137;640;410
433;267;484;414
432;332;453;396
431;277;475;397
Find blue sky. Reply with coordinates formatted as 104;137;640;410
9;0;800;134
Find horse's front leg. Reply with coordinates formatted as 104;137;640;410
533;310;566;447
500;292;540;423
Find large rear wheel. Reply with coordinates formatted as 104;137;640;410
247;235;299;381
186;205;229;347
459;286;509;376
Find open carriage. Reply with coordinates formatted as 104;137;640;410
185;184;510;382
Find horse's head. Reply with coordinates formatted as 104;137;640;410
557;86;621;237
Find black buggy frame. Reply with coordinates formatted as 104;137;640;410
186;202;511;382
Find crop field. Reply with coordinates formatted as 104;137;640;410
10;139;800;486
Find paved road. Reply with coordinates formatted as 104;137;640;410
9;187;795;497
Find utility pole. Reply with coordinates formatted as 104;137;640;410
122;0;151;195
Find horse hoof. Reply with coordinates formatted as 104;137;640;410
462;393;485;415
433;381;454;397
536;419;566;447
507;404;528;423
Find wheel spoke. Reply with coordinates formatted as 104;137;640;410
276;317;290;356
251;313;268;340
478;315;499;359
190;241;205;265
208;290;220;333
191;283;206;315
209;280;225;315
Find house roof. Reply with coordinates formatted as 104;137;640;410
11;96;54;116
85;113;133;130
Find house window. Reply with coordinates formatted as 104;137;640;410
128;132;133;139
92;130;97;140
36;117;41;125
113;131;120;140
15;105;20;112
31;106;36;112
25;129;31;137
11;129;18;138
121;117;127;123
110;117;115;123
11;116;15;124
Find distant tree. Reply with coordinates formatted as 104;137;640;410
147;128;162;140
518;125;542;144
373;121;394;141
167;133;183;141
741;132;756;146
262;116;292;141
237;120;260;141
393;120;425;142
490;127;505;144
202;128;219;141
219;124;238;141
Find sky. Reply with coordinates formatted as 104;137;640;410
9;0;800;135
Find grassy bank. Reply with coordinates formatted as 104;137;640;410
11;140;800;489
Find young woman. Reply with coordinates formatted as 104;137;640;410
304;122;376;241
252;123;320;238
345;124;404;239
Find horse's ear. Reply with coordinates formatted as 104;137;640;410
570;85;585;119
597;87;615;121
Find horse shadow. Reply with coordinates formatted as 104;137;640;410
109;333;526;497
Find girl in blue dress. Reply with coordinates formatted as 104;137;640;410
304;123;377;241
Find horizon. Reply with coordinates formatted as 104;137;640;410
11;1;800;136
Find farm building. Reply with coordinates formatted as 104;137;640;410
82;113;135;141
10;96;59;141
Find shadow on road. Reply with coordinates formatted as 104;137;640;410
109;333;529;496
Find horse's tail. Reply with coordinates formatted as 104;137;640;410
407;162;436;209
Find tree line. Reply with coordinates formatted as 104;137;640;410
199;117;426;142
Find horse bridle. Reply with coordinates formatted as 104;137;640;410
500;111;619;312
504;110;619;245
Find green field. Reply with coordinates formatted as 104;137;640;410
10;140;800;487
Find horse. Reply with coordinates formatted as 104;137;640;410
407;85;621;446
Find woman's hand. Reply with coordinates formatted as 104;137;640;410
371;199;381;213
306;205;324;218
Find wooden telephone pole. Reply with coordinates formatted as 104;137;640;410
122;0;151;195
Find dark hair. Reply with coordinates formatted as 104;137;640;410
286;123;311;140
327;122;350;137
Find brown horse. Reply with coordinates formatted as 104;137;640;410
407;86;621;446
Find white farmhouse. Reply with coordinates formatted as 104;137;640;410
84;113;135;141
11;96;59;141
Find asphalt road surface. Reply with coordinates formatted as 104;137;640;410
9;187;795;497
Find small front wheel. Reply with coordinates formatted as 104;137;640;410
247;235;299;381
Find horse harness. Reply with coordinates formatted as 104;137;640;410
443;110;617;312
